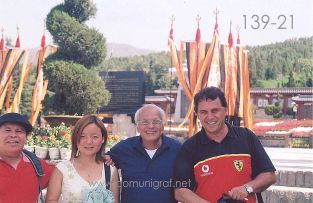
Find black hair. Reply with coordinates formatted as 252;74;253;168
194;86;227;112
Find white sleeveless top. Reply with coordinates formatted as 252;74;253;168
57;160;112;203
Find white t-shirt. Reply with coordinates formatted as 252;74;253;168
145;148;158;159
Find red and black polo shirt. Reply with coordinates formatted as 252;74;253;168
173;123;275;203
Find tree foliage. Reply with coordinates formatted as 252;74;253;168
44;0;109;114
46;6;106;68
63;0;97;23
95;36;312;94
45;60;110;114
248;37;312;87
98;52;178;95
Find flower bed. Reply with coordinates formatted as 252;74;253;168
253;119;313;148
25;123;72;159
25;123;123;159
106;134;121;148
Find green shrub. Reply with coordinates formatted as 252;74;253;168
265;105;275;115
273;112;283;118
265;104;282;118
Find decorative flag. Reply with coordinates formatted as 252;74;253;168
41;34;45;49
228;21;233;47
207;35;221;87
9;50;30;113
0;28;4;51
168;16;174;45
15;37;20;47
15;26;20;48
168;11;252;132
0;49;24;99
195;15;201;44
41;21;46;49
236;25;241;44
5;27;21;111
213;8;219;34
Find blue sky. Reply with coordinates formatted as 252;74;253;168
0;0;312;51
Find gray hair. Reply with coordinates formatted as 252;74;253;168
134;104;166;124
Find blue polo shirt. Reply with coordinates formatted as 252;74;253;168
109;135;181;203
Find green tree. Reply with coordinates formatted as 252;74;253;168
45;0;110;114
286;71;296;87
45;60;110;114
306;78;313;87
63;0;97;23
265;67;276;80
46;8;106;68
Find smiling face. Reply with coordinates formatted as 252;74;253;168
0;122;27;157
77;123;104;157
197;98;228;139
137;106;164;147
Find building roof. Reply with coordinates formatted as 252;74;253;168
145;96;175;102
154;88;179;95
154;87;313;95
292;95;313;102
250;87;313;94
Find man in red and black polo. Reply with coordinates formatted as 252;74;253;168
173;87;276;203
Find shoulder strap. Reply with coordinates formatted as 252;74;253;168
104;163;111;190
22;149;45;176
22;149;45;202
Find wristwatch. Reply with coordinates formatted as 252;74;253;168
243;184;254;194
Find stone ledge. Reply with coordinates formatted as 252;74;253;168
275;170;313;188
262;185;313;203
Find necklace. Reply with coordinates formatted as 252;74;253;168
73;158;100;182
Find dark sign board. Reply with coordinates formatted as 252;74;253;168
98;71;145;114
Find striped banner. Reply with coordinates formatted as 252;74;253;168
169;32;253;133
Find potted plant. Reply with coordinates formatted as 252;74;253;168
34;135;49;159
105;134;121;152
24;135;36;152
59;135;71;160
57;126;72;160
47;135;61;160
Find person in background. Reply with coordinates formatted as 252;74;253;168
0;112;54;203
108;104;181;203
173;87;276;203
45;115;119;203
291;102;297;119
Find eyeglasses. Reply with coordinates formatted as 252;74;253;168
137;119;164;126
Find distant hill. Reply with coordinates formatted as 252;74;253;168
107;42;156;58
247;36;313;87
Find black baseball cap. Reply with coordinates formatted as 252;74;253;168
0;113;33;134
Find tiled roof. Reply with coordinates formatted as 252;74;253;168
154;87;313;95
250;87;313;94
292;95;313;102
154;88;179;94
145;96;174;102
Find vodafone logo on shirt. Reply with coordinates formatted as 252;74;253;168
202;165;209;173
200;164;213;177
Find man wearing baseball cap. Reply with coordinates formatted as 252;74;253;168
0;113;55;203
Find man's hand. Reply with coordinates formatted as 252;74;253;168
103;154;115;166
226;185;248;201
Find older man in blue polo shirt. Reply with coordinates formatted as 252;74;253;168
109;104;181;203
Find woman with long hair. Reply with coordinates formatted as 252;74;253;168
46;115;119;203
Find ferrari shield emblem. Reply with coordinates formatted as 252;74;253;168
234;160;243;172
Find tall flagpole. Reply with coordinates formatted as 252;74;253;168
169;15;175;135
